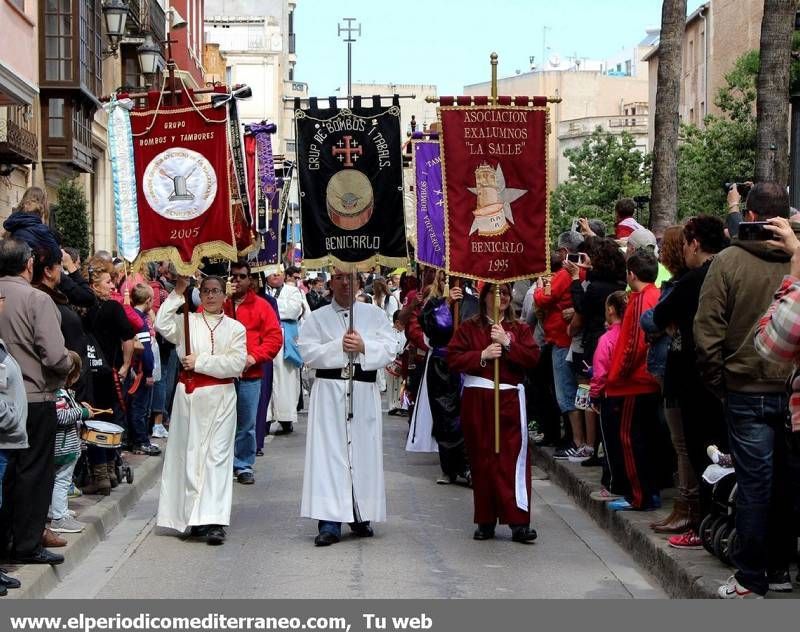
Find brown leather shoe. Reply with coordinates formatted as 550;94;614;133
41;528;67;548
650;500;681;529
654;499;694;534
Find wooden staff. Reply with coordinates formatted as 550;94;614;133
494;283;501;454
452;277;461;327
347;269;357;421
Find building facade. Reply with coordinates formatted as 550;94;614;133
0;0;39;218
644;0;764;146
204;0;299;159
465;47;651;189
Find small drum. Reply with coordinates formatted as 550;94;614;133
81;421;124;448
325;170;374;230
574;384;591;411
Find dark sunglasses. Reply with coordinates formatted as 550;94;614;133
229;273;249;280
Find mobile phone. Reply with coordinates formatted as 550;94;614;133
737;221;773;241
566;253;581;263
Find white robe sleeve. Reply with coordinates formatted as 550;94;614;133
358;310;398;371
194;320;248;379
298;312;348;369
154;291;186;346
278;285;305;321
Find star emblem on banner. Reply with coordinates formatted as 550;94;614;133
467;164;527;235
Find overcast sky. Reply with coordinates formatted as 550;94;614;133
295;0;706;96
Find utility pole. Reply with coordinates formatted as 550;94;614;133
338;17;361;108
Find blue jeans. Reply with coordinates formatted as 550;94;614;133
551;345;577;414
0;449;8;510
234;378;262;474
725;392;793;595
128;380;153;446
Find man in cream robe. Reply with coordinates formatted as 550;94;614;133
298;272;396;546
155;279;247;543
264;272;305;434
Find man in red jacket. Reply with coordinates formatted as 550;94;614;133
604;250;662;511
225;261;283;485
533;231;586;459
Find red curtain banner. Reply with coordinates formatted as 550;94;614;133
130;102;236;273
439;105;549;283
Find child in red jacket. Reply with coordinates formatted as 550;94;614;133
603;251;663;511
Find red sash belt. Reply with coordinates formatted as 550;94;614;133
179;371;234;394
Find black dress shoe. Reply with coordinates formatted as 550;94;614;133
206;525;226;545
277;422;294;435
349;522;374;538
473;525;495;541
0;584;6;597
0;571;21;589
314;532;340;547
256;449;264;457
237;471;255;485
189;525;210;538
511;526;538;543
14;548;65;565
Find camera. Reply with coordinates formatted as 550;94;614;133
737;221;772;241
724;182;752;198
566;253;582;264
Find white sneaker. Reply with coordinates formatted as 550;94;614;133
50;516;86;533
568;445;595;463
152;424;169;439
718;575;764;599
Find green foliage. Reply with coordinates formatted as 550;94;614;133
53;178;90;262
549;128;651;243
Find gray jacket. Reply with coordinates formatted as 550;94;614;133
0;339;28;450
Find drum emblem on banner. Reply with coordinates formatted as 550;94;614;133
143;147;218;222
467;162;526;237
325;169;374;231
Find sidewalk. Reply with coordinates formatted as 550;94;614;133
532;444;799;599
2;442;164;599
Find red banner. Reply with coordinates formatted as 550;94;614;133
439;105;549;282
130;102;236;273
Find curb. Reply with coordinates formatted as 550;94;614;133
4;450;164;599
532;444;734;599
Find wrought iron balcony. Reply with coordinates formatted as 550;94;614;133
127;0;142;30
0;106;38;165
125;0;165;52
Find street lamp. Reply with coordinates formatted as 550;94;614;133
137;34;163;77
102;0;129;55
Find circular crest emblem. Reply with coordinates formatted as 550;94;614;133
143;147;217;221
325;170;374;231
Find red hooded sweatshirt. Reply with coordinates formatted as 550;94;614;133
606;283;660;397
224;290;283;380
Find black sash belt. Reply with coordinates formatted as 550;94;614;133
316;365;377;383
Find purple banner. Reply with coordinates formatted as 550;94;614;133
249;163;285;274
413;140;446;269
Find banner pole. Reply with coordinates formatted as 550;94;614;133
494;283;500;454
452;277;461;327
347;269;356;421
490;52;498;105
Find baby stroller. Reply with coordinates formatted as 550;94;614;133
698;447;738;565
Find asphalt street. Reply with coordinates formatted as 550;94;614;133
47;410;665;599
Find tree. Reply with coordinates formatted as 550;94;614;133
53;178;90;262
755;0;796;184
550;128;651;241
650;0;687;236
677;52;758;219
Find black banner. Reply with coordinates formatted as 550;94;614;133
295;99;408;270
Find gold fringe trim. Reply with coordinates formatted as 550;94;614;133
132;241;239;276
302;254;409;274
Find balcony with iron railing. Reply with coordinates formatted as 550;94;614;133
559;115;649;140
125;0;165;50
0;106;38;165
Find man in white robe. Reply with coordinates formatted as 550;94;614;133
298;271;396;546
264;270;305;434
155;275;247;545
